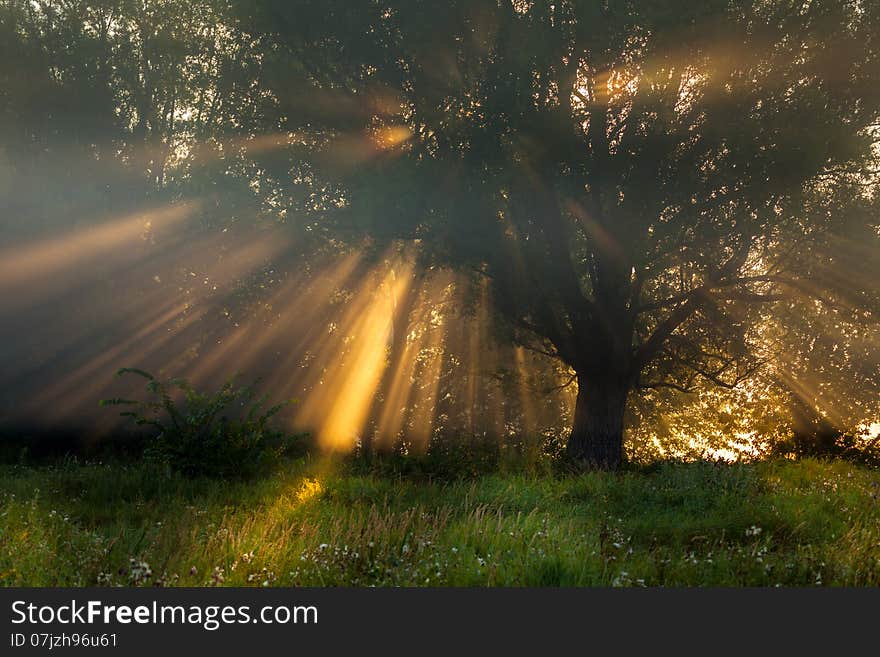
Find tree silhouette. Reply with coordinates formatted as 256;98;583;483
231;0;880;467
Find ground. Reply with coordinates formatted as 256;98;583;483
1;455;878;586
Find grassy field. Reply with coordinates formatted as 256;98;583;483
1;454;879;587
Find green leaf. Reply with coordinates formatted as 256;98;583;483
99;398;139;406
115;368;155;380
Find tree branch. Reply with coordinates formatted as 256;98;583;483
634;294;703;368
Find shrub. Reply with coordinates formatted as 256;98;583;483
101;368;304;477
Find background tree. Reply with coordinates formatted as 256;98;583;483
231;0;880;468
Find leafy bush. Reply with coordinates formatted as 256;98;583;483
101;369;304;477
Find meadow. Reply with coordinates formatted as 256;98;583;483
1;452;879;587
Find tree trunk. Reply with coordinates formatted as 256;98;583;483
566;375;628;470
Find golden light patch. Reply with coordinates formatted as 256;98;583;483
295;478;323;503
372;126;412;150
295;251;416;451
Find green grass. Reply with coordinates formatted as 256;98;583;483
1;455;879;586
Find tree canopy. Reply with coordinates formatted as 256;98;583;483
227;0;880;466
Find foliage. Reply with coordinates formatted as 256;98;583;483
229;0;880;465
772;425;880;466
100;368;302;478
2;0;879;465
3;456;880;586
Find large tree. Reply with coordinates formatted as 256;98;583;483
233;1;880;467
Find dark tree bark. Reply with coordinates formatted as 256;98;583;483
566;374;629;470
